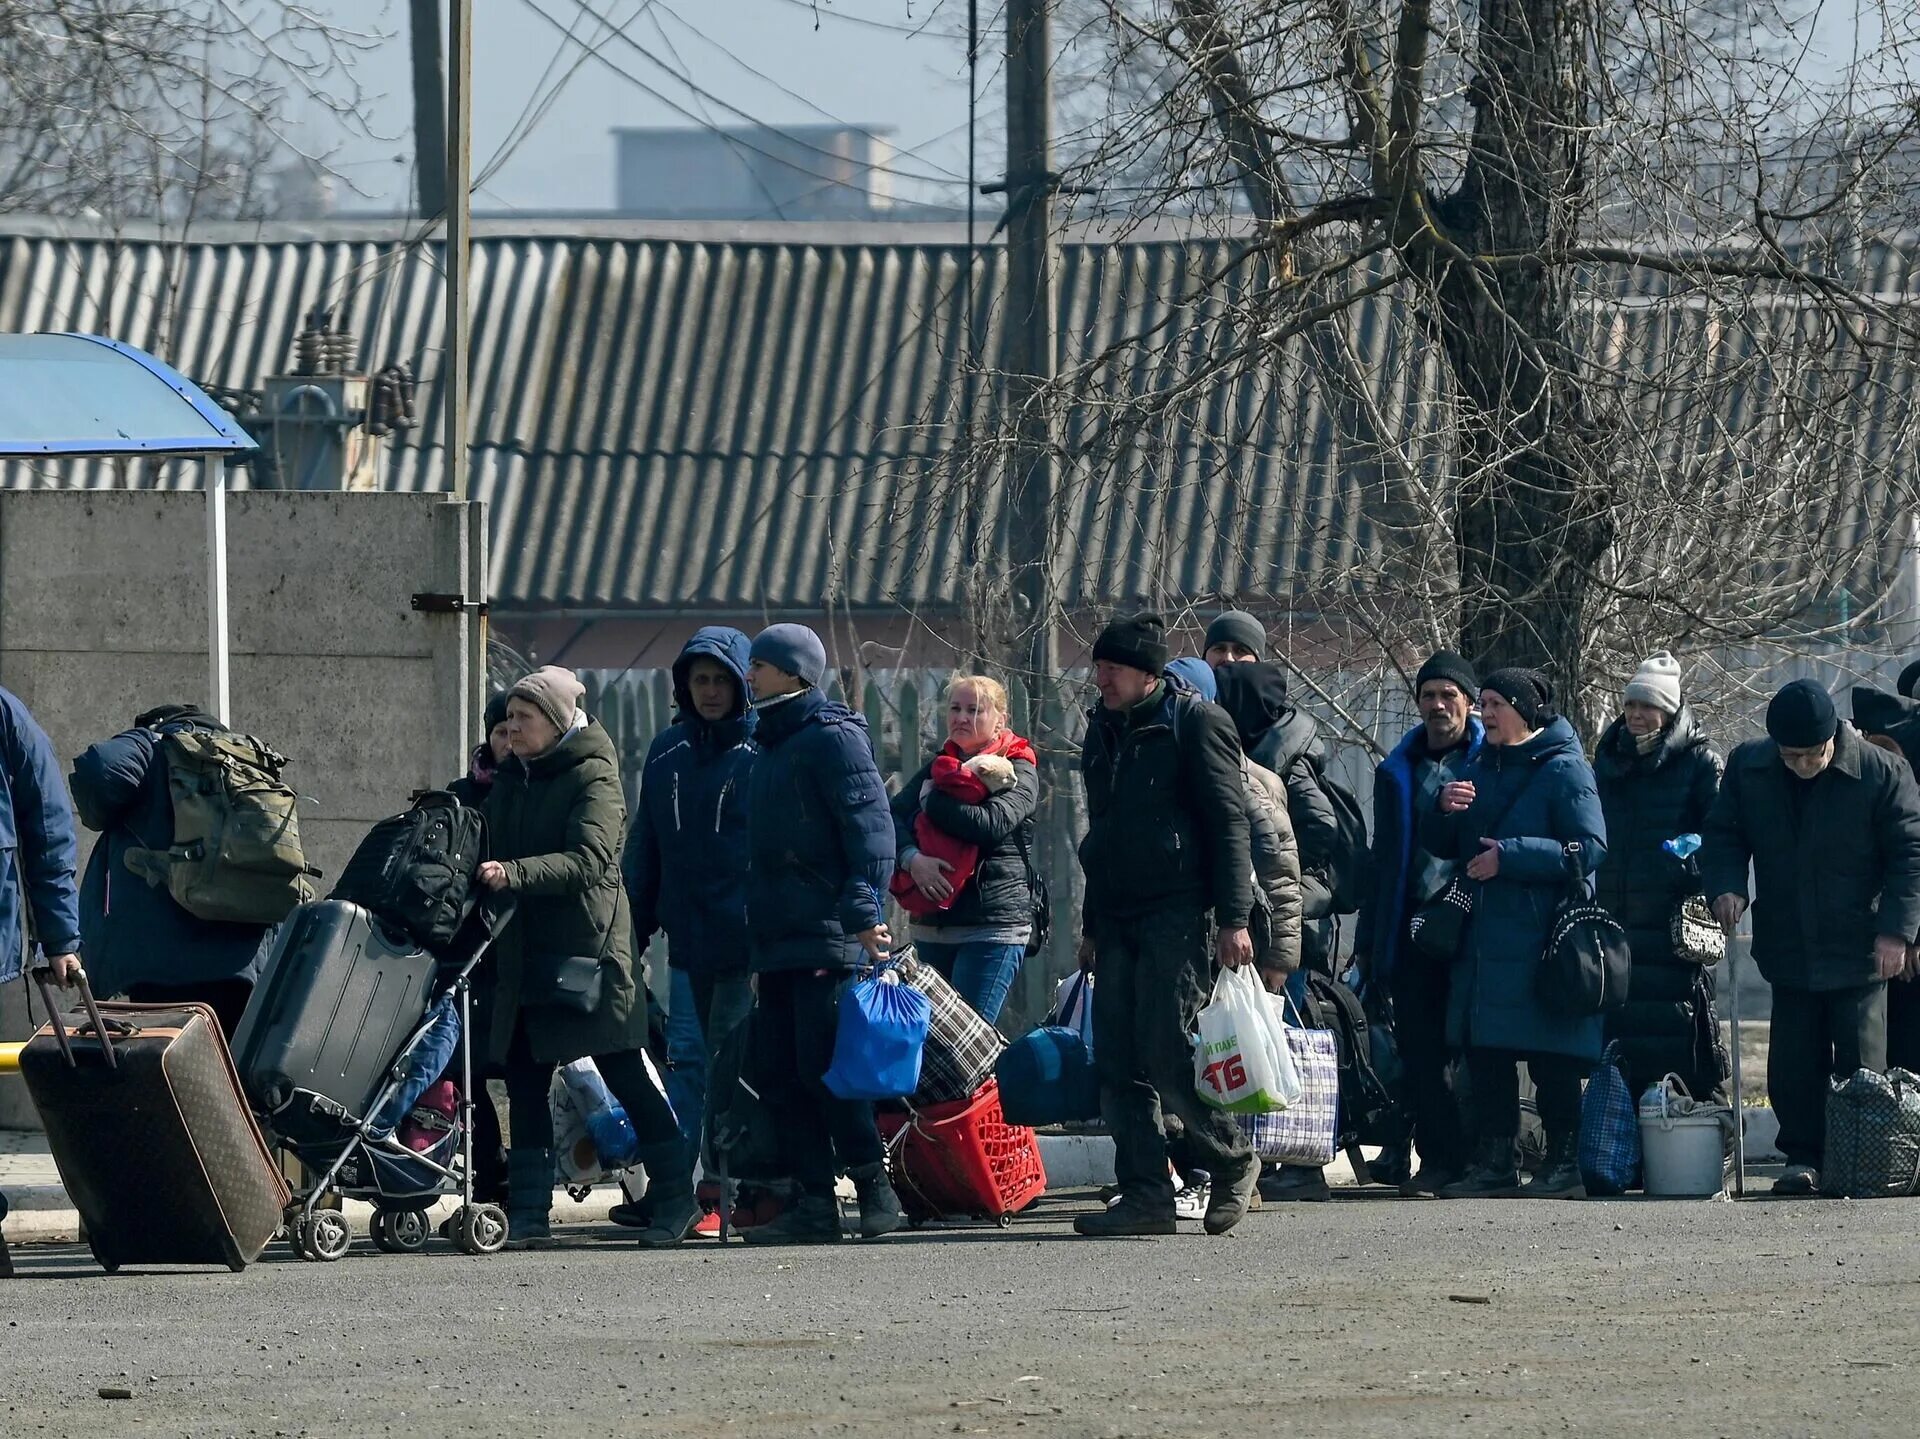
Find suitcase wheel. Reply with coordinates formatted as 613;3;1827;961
370;1208;431;1255
451;1203;508;1256
303;1210;352;1263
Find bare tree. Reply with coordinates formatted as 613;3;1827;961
0;2;383;222
968;0;1920;720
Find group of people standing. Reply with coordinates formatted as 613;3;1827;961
10;606;1920;1244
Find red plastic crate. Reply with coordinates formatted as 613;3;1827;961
876;1078;1047;1227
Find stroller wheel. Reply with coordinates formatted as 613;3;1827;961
389;1208;431;1253
307;1210;352;1262
453;1203;508;1256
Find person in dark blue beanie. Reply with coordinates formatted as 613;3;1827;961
739;624;903;1243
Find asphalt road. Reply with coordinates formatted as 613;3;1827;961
1;1186;1914;1439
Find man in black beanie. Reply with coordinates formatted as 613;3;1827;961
1352;650;1482;1197
1076;611;1260;1236
1701;677;1920;1194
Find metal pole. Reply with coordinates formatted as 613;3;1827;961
1727;942;1746;1198
206;458;231;724
1004;0;1060;1021
446;0;473;501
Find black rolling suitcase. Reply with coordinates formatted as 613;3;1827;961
19;971;289;1272
231;899;440;1146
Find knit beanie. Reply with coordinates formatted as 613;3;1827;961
1899;659;1920;700
1852;685;1914;739
1166;657;1218;702
1623;651;1683;717
483;690;511;734
750;623;828;689
1414;651;1477;698
509;666;586;733
1481;667;1556;731
1092;611;1169;677
1766;678;1838;748
1204;610;1267;661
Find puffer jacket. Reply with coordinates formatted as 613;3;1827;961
1244;757;1304;973
485;719;648;1066
70;710;271;997
1419;716;1609;1061
1214;663;1341;918
1700;722;1920;992
891;742;1038;935
1078;681;1252;934
1593;707;1726;1096
624;627;756;976
745;687;895;974
0;687;80;984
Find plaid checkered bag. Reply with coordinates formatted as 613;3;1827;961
1822;1067;1920;1199
897;952;1007;1105
1577;1042;1641;1195
1238;1019;1338;1166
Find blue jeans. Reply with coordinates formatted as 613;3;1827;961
914;940;1024;1025
665;967;755;1161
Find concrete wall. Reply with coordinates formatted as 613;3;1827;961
0;490;485;1127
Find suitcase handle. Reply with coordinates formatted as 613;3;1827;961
32;967;119;1072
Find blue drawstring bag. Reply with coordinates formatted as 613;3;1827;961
1578;1040;1642;1195
823;963;932;1101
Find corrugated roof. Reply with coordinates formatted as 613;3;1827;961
0;220;1911;616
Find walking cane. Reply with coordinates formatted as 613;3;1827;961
1725;924;1746;1198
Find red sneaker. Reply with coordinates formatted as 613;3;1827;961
693;1207;722;1238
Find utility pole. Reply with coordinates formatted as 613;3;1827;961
1001;0;1061;1015
445;0;472;502
409;0;447;219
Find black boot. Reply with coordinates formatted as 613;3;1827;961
1258;1164;1331;1202
634;1141;702;1248
1439;1137;1522;1199
849;1162;905;1239
504;1147;555;1249
741;1193;843;1246
1074;1194;1177;1237
1522;1131;1585;1199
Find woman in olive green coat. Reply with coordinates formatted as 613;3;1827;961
477;666;699;1250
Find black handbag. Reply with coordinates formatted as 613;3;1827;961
1014;827;1052;958
1539;841;1631;1016
525;951;605;1015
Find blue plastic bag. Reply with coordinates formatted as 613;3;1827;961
1578;1041;1642;1195
823;964;932;1101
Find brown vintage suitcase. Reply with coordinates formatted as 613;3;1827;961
19;971;289;1272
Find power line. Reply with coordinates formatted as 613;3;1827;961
754;0;964;38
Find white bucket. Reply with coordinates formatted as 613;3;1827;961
1638;1081;1730;1196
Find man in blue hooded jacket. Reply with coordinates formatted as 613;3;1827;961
1352;652;1483;1197
0;688;82;991
624;627;758;1231
738;623;903;1245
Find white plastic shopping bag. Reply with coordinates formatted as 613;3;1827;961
1264;989;1303;1109
1194;964;1290;1114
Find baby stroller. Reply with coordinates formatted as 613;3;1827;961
233;892;516;1262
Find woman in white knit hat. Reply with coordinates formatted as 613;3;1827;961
1591;652;1732;1106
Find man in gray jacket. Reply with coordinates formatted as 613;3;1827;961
1700;679;1920;1195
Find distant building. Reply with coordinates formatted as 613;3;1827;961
614;124;901;221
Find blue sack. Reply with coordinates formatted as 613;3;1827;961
1578;1040;1641;1195
823;964;932;1101
996;973;1100;1126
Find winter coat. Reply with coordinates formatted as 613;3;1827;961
1419;717;1609;1061
1355;716;1485;984
447;743;498;808
1244;757;1304;973
1593;708;1723;963
891;740;1038;936
70;713;271;997
745;687;895;974
0;688;80;985
624;627;756;977
1699;723;1920;993
484;719;647;1066
1078;682;1253;934
1215;663;1341;919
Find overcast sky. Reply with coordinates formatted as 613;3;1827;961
304;0;990;215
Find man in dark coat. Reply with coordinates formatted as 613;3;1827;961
1701;679;1920;1195
1353;651;1483;1197
1076;611;1259;1237
1594;652;1728;1103
69;704;275;1036
625;626;757;1233
0;688;81;991
738;623;904;1246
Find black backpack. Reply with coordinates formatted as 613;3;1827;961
332;791;487;954
1302;970;1401;1153
1312;767;1374;916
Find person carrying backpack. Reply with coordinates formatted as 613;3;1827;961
1076;612;1259;1238
69;705;289;1037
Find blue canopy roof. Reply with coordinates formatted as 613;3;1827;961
0;333;253;457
